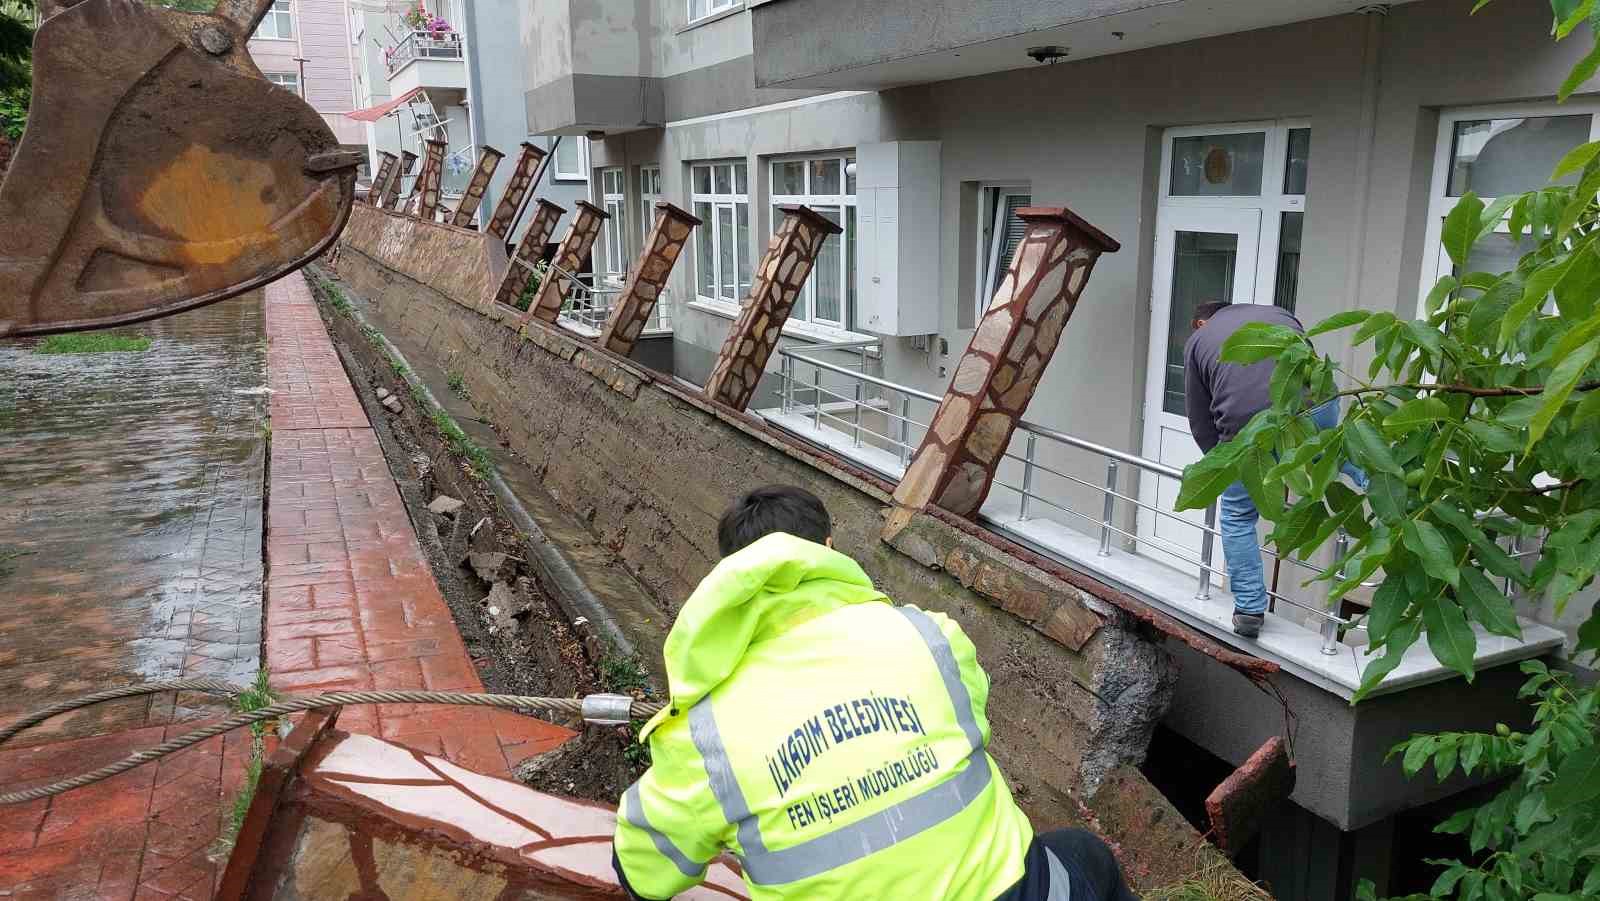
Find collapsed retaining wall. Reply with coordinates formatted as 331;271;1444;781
330;205;1234;888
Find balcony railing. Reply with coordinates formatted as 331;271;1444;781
763;345;1543;669
385;30;463;75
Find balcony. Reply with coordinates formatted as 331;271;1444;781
750;0;1420;90
755;341;1565;831
384;30;467;95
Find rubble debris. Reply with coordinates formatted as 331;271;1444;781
375;386;391;400
428;495;465;517
1204;736;1295;857
381;395;403;413
467;551;522;585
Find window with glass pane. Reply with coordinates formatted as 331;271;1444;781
264;73;299;94
1448;115;1589;197
255;0;293;39
980;189;1031;317
1283;128;1311;195
600;169;626;276
1163;231;1239;415
1274;212;1303;314
689;161;749;305
639;166;662;244
553;137;587;181
1169;132;1266;196
688;0;736;22
770;154;856;328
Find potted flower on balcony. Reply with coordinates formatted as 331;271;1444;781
401;4;453;39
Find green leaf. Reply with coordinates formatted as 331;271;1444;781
1546;747;1600;811
1176;449;1240;511
1384;396;1450;434
1346;419;1404;476
1460;736;1486;775
1468;277;1524;344
1497;394;1546;428
1576;390;1600;426
1435;739;1460;782
1554;140;1600;179
1354;618;1421;702
1559;37;1600;101
1423;276;1458;317
1238;447;1285;521
1423;595;1478;681
1459;568;1523;639
1366;472;1409;524
1404;321;1445;363
1353;311;1398;346
1420;427;1453;498
1502;256;1574;348
1405;519;1461;587
1529;337;1600;449
1220;322;1300;364
1306;310;1372;337
1578;610;1600;658
1463;420;1523;454
1555;0;1596;39
1402;735;1437;777
1272;500;1326;555
1443;193;1486;268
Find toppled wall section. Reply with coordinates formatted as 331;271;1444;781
334;206;1225;888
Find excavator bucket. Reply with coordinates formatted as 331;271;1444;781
0;0;360;337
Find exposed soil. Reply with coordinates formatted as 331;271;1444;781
308;270;645;804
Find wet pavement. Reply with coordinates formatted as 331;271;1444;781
0;294;268;899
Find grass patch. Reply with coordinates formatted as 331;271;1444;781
1143;859;1273;901
384;351;410;379
35;334;151;354
429;408;492;480
321;281;354;318
599;654;651;695
447;369;469;399
214;671;279;858
360;324;383;347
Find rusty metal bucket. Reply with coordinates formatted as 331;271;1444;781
0;0;359;337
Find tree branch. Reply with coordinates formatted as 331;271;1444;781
1331;379;1600;400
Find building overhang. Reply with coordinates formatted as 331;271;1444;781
525;74;664;137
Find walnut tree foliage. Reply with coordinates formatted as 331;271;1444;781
1174;3;1600;897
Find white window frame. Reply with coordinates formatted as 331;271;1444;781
688;0;739;24
688;160;750;309
552;136;588;182
598;168;627;282
770;153;855;330
254;0;294;40
974;185;1031;322
1416;101;1600;317
263;72;301;96
639;166;662;245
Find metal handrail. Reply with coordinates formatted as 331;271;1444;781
783;350;940;402
386;30;464;74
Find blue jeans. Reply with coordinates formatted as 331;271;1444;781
1220;401;1368;615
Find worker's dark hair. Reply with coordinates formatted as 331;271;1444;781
718;485;832;557
1192;301;1230;324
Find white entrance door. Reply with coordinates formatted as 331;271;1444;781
1138;207;1261;572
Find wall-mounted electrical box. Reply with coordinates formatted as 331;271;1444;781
854;141;940;336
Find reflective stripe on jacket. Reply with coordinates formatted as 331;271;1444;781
613;533;1033;900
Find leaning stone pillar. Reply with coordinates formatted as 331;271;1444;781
486;142;547;241
885;206;1119;534
380;150;417;210
413;139;447;221
598;202;701;356
703;205;842;411
369;152;399;206
492;199;566;311
449;145;504;229
523;200;610;326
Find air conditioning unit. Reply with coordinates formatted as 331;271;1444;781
854;141;940;336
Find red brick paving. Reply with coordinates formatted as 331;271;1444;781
262;273;572;776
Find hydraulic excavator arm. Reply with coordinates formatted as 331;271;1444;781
0;0;359;336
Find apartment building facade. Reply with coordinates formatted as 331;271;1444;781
246;0;366;153
513;1;1594;895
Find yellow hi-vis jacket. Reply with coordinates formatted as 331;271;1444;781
614;533;1033;900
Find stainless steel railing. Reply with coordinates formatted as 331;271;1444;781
386;30;464;75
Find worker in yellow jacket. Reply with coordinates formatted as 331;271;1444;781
612;485;1136;900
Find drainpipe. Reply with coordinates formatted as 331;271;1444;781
1342;5;1388;371
460;0;493;219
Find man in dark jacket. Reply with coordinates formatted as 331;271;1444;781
1183;302;1365;638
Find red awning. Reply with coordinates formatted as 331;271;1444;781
345;87;424;122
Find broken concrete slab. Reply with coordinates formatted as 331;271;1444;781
1204;736;1296;857
428;494;465;517
466;551;521;585
376;386;391;400
381;396;403;413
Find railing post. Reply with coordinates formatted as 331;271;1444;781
811;366;822;431
1322;532;1349;655
1196;500;1218;601
1019;433;1037;521
781;354;792;415
898;396;913;467
852;381;863;447
1504;535;1522;598
1098;460;1118;556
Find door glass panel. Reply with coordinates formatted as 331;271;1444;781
811;159;841;195
1169;133;1266;196
717;205;735;300
1163;231;1239;415
693;166;712;195
695;201;714;298
1455;229;1539;278
1448;115;1589;197
776;161;806;195
714;165;732;195
736;204;752;297
845;205;857;323
735;162;749;195
1284;128;1311;195
813;206;843;323
1274;212;1303;314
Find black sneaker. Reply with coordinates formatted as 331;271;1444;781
1232;612;1264;638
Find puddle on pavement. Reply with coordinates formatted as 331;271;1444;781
0;294;268;745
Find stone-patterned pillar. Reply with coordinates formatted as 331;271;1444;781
492;199;566;311
886;207;1119;532
598;202;700;356
523;200;609;326
369;152;399;206
703;205;843;412
449;145;504;229
413;139;447;222
381;150;418;210
487;142;548;241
